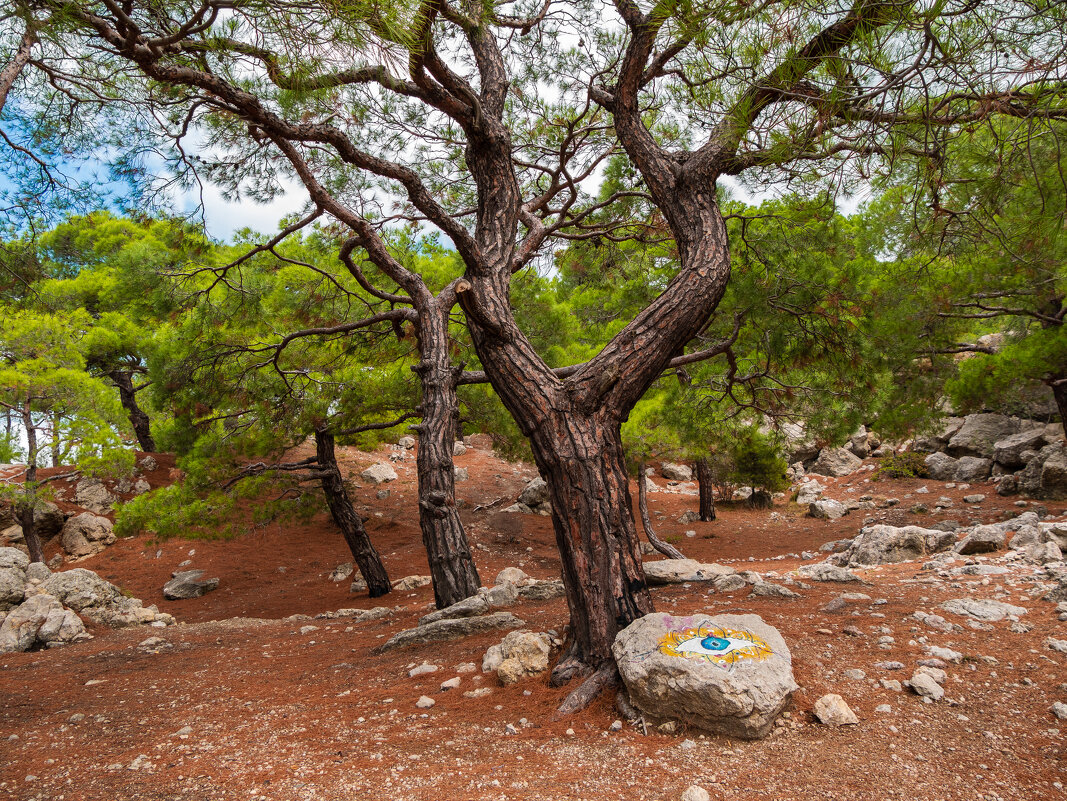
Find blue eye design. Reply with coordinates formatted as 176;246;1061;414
659;625;773;665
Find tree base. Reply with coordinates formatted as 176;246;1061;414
554;662;620;717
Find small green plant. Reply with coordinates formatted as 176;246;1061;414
873;452;929;480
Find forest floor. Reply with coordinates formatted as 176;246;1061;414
1;438;1066;801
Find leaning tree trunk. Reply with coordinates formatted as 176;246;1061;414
412;302;481;609
696;457;717;521
637;462;686;559
107;370;156;452
314;430;391;597
1050;378;1067;441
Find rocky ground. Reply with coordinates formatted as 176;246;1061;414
1;437;1066;801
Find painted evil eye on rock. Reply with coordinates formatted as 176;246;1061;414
658;626;773;665
674;633;751;658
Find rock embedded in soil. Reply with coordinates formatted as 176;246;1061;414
392;574;432;591
835;525;956;567
613;612;798;740
939;598;1026;622
681;786;711;801
418;582;518;625
808;499;849;520
60;512;117;559
953;526;1006;555
749;582;800;599
482;630;552;684
378;611;526;652
163;569;220;601
360;462;397;485
810;447;863;477
813;694;859;726
643;559;734;585
796;563;862;583
660;462;693;481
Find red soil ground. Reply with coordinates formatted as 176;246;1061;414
1;441;1065;801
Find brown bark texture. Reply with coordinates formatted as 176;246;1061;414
314;430;391;597
412;301;482;608
696;457;717;521
108;370;156;452
19;404;43;563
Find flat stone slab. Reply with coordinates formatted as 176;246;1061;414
378;611;525;652
613;612;797;740
643;559;735;585
940;598;1027;622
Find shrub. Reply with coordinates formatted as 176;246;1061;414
873;452;929;480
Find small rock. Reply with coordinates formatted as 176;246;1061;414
440;677;461;691
360;463;398;485
813;694;859;726
415;695;435;709
409;663;439;677
907;671;945;701
681;786;711;801
1051;702;1067;721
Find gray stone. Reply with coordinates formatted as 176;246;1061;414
379;611;526;652
948;414;1023;459
60;513;116;558
1051;702;1067;721
613;612;798;740
0;567;25;610
1040;447;1067;499
453;441;467;456
962;494;986;504
392;575;432;591
138;455;158;472
415;695;435;709
912;417;966;453
749;582;800;599
0;593;64;652
812;694;859;726
712;573;748;593
955;456;993;482
940;598;1026;622
840;525;956;567
495;567;529;585
924;452;959;482
453;466;469;482
360;463;397;485
483;630;552;684
517;579;566;601
848;426;871;459
660;462;693;482
907;672;944;701
796;563;861;583
1025;540;1063;564
349;576;368;594
31;501;66;540
518;477;549;507
953;526;1005;555
795;480;825;506
24;562;50;583
808;499;848;520
41;568;121;611
162;570;219;601
329;562;353;582
994;428;1051;469
74;479;117;515
643;559;734;585
397;436;416;449
681;786;711;801
37;607;87;647
418;582;518;626
810;447;863;478
1046;637;1067;654
0;547;29;571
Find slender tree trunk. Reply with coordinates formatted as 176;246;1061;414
636;462;686;559
108;370;156;452
696;457;717;521
19;403;43;563
1051;379;1067;441
412;301;481;608
50;411;60;468
314;430;391;597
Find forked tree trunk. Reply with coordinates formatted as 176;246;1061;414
108;370;156;452
636;462;686;560
314;430;391;597
696;457;717;521
523;412;653;684
412;303;481;608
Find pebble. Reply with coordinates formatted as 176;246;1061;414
298;625;319;635
1052;702;1067;721
68;714;85;723
875;661;905;671
681;785;711;801
462;688;492;699
844;669;867;680
415;696;435;709
409;663;439;677
875;704;892;713
440;677;461;691
813;694;859;726
609;720;623;731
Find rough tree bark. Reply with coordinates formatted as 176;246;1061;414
18;403;44;563
696;457;717;521
107;369;156;452
1053;381;1067;440
410;298;482;608
637;462;686;560
314;429;391;597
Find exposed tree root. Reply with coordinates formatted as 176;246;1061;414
638;463;687;560
554;662;620;717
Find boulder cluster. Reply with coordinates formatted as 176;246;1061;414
0;546;174;653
